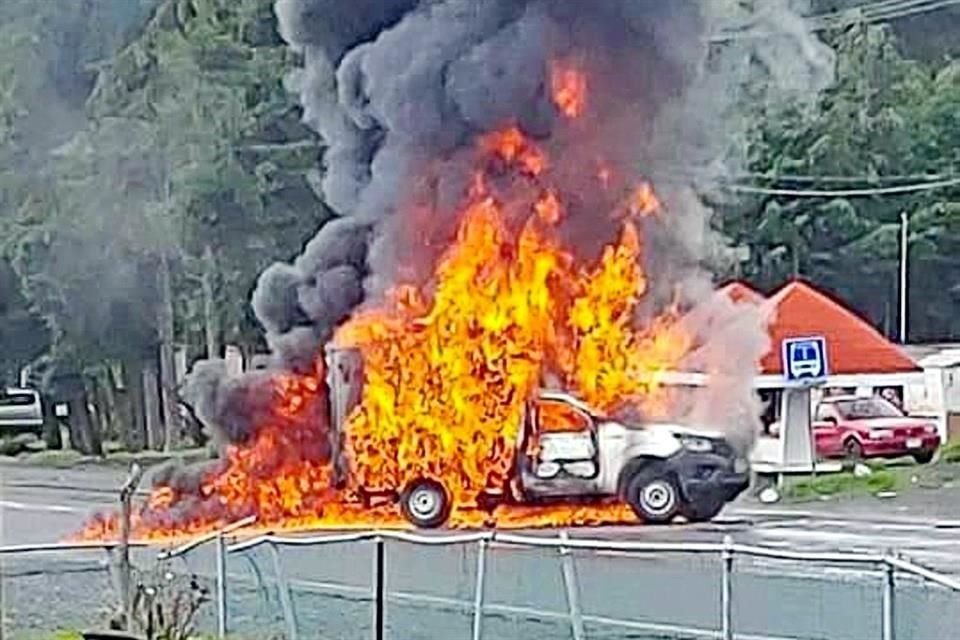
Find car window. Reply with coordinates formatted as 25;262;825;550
0;393;37;407
815;404;837;422
835;397;903;419
536;400;592;433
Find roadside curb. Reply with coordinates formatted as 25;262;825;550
731;507;960;530
0;449;211;470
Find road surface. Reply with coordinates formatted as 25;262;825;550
3;463;960;639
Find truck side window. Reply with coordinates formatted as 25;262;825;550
536;400;591;433
0;393;36;407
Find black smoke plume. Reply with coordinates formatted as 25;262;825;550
186;0;834;448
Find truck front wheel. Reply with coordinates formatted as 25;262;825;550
400;479;451;529
680;496;725;523
623;466;680;524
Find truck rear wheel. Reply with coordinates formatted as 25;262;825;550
400;479;451;529
623;466;680;524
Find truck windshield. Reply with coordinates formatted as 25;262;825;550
536;400;592;433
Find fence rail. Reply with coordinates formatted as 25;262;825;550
224;528;960;640
4;525;960;640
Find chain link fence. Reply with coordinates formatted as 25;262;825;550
3;529;960;640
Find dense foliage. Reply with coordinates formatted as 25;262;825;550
723;24;960;340
0;0;957;451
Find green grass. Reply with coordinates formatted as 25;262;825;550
12;448;87;467
0;433;43;456
940;439;960;463
783;450;960;502
785;466;900;501
5;631;83;640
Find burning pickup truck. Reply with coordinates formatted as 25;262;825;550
327;346;749;528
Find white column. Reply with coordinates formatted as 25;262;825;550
900;211;909;344
778;387;814;472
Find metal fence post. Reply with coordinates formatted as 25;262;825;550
721;535;734;640
559;531;586;640
471;538;488;640
268;542;300;640
118;463;143;631
882;554;896;640
216;531;228;640
372;536;386;640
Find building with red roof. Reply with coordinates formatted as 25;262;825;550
676;280;931;472
672;279;922;388
761;280;920;377
717;280;766;306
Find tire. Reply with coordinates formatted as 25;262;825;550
42;420;62;450
399;479;451;529
844;438;864;462
913;450;935;465
680;497;726;523
623;465;681;524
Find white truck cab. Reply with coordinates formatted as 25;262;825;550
326;347;750;529
0;387;43;434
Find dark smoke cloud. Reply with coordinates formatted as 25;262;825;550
265;0;833;338
183;0;833;446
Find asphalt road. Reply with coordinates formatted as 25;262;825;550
3;463;960;639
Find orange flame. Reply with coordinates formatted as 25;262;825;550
335;125;687;525
481;126;547;177
73;63;693;543
550;59;588;119
628;182;661;217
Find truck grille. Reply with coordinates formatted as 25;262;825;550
712;440;734;459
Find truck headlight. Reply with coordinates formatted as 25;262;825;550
679;436;714;453
535;462;560;479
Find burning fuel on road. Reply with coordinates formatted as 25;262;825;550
75;0;834;542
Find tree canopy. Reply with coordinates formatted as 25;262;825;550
0;1;958;450
719;24;960;341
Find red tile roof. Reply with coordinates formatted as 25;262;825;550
717;280;766;305
761;280;919;375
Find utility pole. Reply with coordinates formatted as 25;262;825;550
899;211;909;344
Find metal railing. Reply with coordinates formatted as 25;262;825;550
167;526;960;640
4;524;960;640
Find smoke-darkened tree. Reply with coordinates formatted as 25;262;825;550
1;0;328;452
718;24;960;341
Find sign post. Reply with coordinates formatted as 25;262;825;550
778;337;829;475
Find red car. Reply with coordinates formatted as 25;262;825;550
813;395;941;464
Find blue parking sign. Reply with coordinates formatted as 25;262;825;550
782;336;829;383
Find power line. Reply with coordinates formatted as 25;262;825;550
663;168;957;184
720;176;960;197
814;0;960;28
812;0;939;27
711;0;960;41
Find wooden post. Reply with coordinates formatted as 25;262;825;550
118;463;144;630
202;245;221;360
158;253;181;452
142;357;164;451
121;359;146;453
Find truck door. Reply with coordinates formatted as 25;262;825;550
528;398;598;481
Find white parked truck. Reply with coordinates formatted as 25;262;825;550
326;346;750;528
